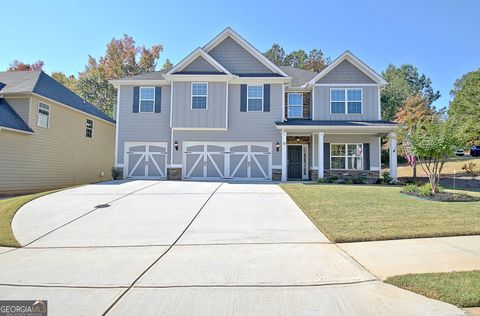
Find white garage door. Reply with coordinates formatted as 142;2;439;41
124;142;167;179
183;142;272;181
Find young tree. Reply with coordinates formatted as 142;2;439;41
407;119;463;193
448;69;480;143
264;44;286;66
7;60;44;71
381;64;440;121
161;59;174;72
76;34;163;117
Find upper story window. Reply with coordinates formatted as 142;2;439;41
287;93;303;118
85;119;94;138
330;88;362;114
247;85;263;112
191;82;208;110
330;143;363;170
37;103;50;128
139;87;155;112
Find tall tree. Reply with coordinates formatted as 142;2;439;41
264;44;286;66
381;64;440;121
448;69;480;143
284;49;308;69
51;71;77;92
161;59;173;72
7;60;44;71
304;49;328;72
76;34;163;117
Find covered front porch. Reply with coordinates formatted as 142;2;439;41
276;121;398;182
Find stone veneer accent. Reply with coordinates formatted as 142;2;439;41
309;169;318;181
272;169;282;181
284;92;311;119
167;168;182;180
117;167;124;180
324;169;380;183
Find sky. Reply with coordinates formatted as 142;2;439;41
1;0;478;109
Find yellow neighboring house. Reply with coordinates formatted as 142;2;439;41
0;71;116;194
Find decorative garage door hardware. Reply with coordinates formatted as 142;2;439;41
183;142;272;180
124;142;168;179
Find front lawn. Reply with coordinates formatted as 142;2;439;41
396;156;480;178
386;271;480;308
0;191;57;247
281;184;480;242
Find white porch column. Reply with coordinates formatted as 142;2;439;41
318;132;324;178
281;130;287;181
389;132;397;179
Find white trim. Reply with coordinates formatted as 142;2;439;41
311;87;315;119
202;27;289;77
170;128;174;166
230;77;291;84
276;125;397;133
308;51;387;86
37;102;50;128
287;93;303;118
115;163;124;168
114;87;120;165
0;126;34;135
329;88;363;115
318;132;324;178
389;132;397;179
378;136;382;171
330;143;364;171
169;81;174;128
109;80;168;88
377;86;382;120
225;81;229;128
173;127;228;131
370;166;381;171
315;83;381;87
167;47;232;75
168;164;183;168
272;164;282;169
281;83;285;121
191;82;208;110
85;117;94;138
286;144;309;180
124;142;168;179
281;130;287;181
246;84;264;112
139;87;155;113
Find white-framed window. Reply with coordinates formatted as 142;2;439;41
37;103;50;128
330;143;363;170
191;82;208;110
85;119;94;138
247;84;263;112
287;93;303;118
139;87;155;112
330;88;362;114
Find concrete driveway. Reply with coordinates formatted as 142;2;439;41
0;181;464;315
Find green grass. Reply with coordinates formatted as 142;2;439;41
280;184;480;242
386;271;480;307
0;190;58;247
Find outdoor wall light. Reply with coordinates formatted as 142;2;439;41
296;137;300;142
276;142;280;152
174;141;179;151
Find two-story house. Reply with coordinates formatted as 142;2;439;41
111;27;398;182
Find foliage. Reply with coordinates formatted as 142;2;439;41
7;60;44;71
381;64;440;121
264;44;329;72
408;119;464;193
51;71;78;92
462;162;480;177
111;167;120;180
402;183;419;193
448;69;480;144
161;58;173;72
418;183;434;196
352;175;368;184
382;172;392;184
76;34;163;117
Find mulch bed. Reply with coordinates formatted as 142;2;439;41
401;191;480;202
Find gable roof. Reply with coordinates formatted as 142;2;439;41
0;98;33;133
167;48;232;75
308;51;387;86
203;27;289;77
279;66;318;87
0;71;115;124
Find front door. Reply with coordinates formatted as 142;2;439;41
287;146;302;179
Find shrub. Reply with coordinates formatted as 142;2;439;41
352;175;368;184
403;184;419;193
111;167;120;180
346;178;354;184
382;172;392;184
419;183;434;196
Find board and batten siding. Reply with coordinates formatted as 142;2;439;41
0;95;115;193
172;83;283;165
313;85;379;120
116;85;171;164
171;82;227;129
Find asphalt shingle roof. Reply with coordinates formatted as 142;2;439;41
279;66;318;87
0;99;33;133
0;71;115;124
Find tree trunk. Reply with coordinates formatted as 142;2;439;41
412;165;417;180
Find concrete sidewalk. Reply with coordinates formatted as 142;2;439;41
339;236;480;279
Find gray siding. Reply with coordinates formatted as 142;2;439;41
177;56;222;74
312;134;380;169
208;36;274;75
172;82;227;129
172;83;283;165
313;85;379;120
6;97;30;125
316;60;376;84
116;85;171;164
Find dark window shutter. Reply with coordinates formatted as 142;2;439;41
363;143;370;170
324;143;330;170
263;84;270;112
154;87;161;113
133;87;139;113
240;84;247;112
